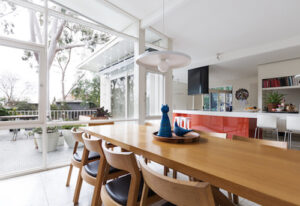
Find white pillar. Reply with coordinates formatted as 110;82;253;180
134;22;146;124
164;38;173;123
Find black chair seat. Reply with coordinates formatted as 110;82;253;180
84;160;120;177
73;151;100;162
105;173;155;205
162;202;176;206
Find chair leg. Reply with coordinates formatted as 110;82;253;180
276;128;279;141
164;166;169;176
172;169;177;179
66;164;73;187
289;132;293;149
73;168;83;204
284;131;287;142
233;194;239;204
227;192;232;201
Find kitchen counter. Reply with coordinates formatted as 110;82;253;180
173;110;299;137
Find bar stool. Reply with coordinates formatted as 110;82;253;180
174;116;182;127
284;116;300;148
254;115;278;140
181;117;191;129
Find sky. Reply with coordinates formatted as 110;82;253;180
0;3;99;103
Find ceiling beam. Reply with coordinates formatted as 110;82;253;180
141;0;190;28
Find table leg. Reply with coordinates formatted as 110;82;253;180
211;186;235;206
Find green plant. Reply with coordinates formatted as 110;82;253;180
265;92;284;105
0;107;9;116
33;127;58;134
95;107;111;117
60;125;85;130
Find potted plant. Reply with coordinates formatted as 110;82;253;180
79;106;111;121
33;127;59;152
265;92;284;112
60;125;85;148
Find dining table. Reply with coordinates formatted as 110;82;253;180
80;122;300;206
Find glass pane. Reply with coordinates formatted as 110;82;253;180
0;127;43;176
0;1;44;43
203;94;210;111
210;93;218;111
48;15;112;122
111;77;125;118
127;75;134;118
145;29;168;49
0;45;39;122
146;72;164;116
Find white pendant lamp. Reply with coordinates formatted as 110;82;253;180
136;0;191;73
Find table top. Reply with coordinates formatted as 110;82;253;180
80;123;300;206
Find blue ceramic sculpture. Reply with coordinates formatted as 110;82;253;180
157;104;172;138
174;121;192;137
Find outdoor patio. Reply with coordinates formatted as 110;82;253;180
0;129;77;176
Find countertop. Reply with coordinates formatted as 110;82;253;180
173;110;300;118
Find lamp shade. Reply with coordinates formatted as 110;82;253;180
136;51;191;72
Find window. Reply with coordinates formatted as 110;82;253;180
146;72;164;116
0;45;40;122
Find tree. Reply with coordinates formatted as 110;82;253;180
1;1;110;102
71;76;100;107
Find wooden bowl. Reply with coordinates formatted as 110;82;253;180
153;131;200;144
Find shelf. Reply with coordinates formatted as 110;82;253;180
262;85;300;91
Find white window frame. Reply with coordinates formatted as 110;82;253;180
0;0;170;179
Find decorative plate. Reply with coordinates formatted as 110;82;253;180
235;88;249;100
153;131;200;144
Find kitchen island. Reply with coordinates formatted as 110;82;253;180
173;110;299;138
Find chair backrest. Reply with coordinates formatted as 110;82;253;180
139;159;215;206
88;121;114;127
102;142;141;206
286;116;300;132
232;135;288;149
82;133;104;156
257;115;277;129
71;127;84;143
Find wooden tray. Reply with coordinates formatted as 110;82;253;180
153;131;200;144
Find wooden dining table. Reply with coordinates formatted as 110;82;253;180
80;123;300;206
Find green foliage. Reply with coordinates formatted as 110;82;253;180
50;102;70;110
33;127;58;134
71;76;100;107
60;124;85;130
265;92;284;105
0;107;9;116
15;101;37;110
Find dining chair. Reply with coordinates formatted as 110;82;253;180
101;142;160;206
66;128;100;187
73;133;127;206
139;159;215;206
232;135;288;149
285;116;300;148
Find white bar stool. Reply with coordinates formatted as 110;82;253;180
284;116;300;148
174;116;182;127
255;115;278;140
181;117;191;129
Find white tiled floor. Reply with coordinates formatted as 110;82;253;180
0;164;260;206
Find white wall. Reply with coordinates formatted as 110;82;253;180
172;67;258;111
258;58;300;110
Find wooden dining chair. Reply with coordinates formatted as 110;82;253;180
73;133;127;206
139;159;215;206
66;128;100;187
101;142;160;206
232;135;288;149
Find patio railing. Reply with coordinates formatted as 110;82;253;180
7;110;96;121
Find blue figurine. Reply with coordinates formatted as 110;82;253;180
158;104;172;138
174;121;192;137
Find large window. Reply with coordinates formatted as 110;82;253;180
146;72;164;116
